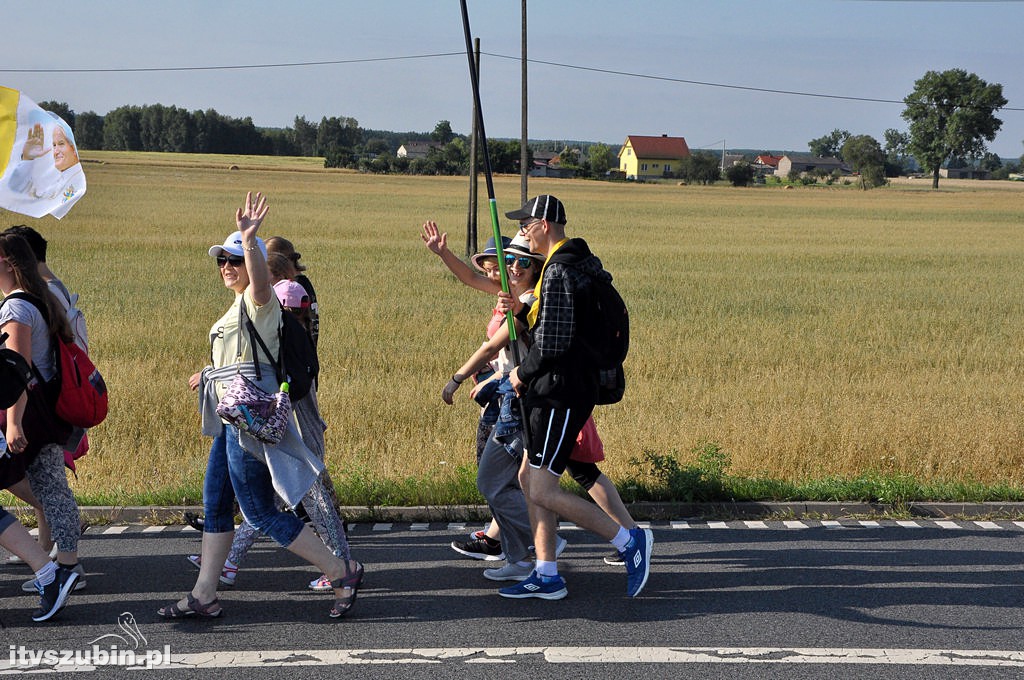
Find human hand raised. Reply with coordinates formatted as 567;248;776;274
420;221;448;256
20;124;47;161
235;191;269;242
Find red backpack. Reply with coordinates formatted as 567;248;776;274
52;334;107;427
4;292;108;428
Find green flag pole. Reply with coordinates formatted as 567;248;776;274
459;0;519;346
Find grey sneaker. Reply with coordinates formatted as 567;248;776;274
483;561;535;582
23;562;86;593
528;535;568;558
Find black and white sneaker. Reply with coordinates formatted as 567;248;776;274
32;565;79;622
450;538;504;561
23;562;87;593
183;512;205;531
604;551;625;566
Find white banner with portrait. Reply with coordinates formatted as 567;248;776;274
0;86;87;219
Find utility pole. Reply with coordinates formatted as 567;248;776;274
466;38;481;257
520;0;528;204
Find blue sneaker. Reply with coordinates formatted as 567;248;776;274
621;527;653;597
498;570;568;600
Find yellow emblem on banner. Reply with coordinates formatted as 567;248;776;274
0;86;21;180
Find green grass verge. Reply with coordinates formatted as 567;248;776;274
5;443;1023;508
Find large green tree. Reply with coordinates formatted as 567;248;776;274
808;129;850;159
841;134;886;190
587;143;615;175
901;69;1007;188
679;152;721;185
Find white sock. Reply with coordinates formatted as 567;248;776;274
535;560;558;578
611;527;631;552
35;560;57;587
515;560;532;568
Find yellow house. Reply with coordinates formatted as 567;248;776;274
618;134;691;180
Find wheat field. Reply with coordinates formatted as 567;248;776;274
4;152;1024;504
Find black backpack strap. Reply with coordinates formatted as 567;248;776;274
240;303;285;384
3;291;50;324
1;291;52;386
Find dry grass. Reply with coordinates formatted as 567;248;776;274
4;153;1024;504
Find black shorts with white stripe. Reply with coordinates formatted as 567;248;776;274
526;405;594;476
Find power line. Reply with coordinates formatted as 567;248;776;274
482;52;1024;113
2;49;1020;112
0;52;465;73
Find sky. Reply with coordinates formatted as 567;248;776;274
3;1;1022;158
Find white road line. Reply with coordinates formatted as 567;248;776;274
70;519;1024;536
32;647;1022;669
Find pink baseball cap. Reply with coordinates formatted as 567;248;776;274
273;279;309;308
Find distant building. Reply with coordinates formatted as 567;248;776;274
753;154;783;175
397;141;442;160
530;150;575;178
775;155;849;177
940;167;990;180
618;134;690;180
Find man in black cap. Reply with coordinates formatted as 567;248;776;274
501;195;653;600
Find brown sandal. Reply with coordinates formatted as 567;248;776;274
329;561;364;618
158;593;222;619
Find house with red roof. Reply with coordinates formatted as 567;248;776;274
617;134;690;180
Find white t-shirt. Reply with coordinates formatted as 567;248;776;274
0;291;56;380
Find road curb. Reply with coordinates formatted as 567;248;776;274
7;501;1024;525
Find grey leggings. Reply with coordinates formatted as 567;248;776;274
27;443;80;554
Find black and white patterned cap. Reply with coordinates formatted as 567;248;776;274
505;195;567;225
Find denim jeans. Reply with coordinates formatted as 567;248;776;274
203;425;303;547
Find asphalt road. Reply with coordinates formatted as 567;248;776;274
2;518;1024;679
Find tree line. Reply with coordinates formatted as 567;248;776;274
39;101;621;178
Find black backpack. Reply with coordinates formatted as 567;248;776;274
244;307;319;401
0;330;33;410
589;276;629;405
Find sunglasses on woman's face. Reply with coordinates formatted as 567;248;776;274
216;255;245;267
504;254;534;269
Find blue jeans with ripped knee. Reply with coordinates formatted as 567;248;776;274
202;425;303;547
